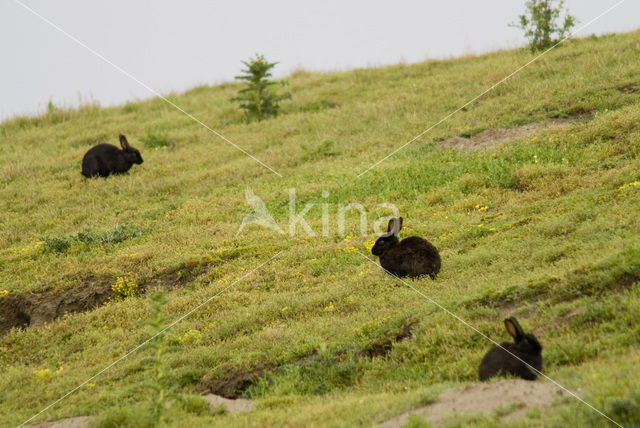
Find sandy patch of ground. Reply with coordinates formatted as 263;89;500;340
202;394;255;413
23;416;91;428
438;118;586;151
378;380;566;427
22;395;253;427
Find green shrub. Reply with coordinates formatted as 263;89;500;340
607;392;640;427
42;223;144;252
300;140;337;161
42;235;73;253
141;131;171;148
511;0;576;52
231;54;291;121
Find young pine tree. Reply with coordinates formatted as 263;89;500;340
232;54;291;121
512;0;576;52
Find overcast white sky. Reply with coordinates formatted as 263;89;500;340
0;0;637;120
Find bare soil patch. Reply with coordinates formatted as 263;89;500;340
202;394;255;413
378;380;565;427
0;259;221;337
438;118;586;151
23;416;91;428
0;275;113;336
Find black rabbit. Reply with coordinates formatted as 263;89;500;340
81;134;143;178
478;317;542;381
371;217;441;279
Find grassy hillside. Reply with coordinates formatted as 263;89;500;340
1;31;640;427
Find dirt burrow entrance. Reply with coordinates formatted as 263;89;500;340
378;380;566;427
196;362;273;399
0;276;113;336
0;259;219;337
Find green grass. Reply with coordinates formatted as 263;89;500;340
1;31;640;427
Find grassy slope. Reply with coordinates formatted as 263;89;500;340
1;31;640;427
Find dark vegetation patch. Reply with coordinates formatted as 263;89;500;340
472;247;640;310
297;99;340;113
142;256;217;290
548;106;593;120
356;317;418;358
300;140;338;161
617;83;639;94
42;223;145;253
197;317;419;398
140;131;172;148
600;390;640;427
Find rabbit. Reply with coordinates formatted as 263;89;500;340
371;217;441;279
478;316;543;381
81;134;143;178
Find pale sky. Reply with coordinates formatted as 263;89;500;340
1;0;637;120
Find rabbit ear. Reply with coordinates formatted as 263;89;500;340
386;218;395;233
119;134;130;150
504;317;525;339
386;218;401;237
398;217;403;232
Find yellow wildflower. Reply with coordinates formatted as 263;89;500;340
178;329;202;345
34;369;52;379
112;277;139;298
619;181;640;190
363;239;375;252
